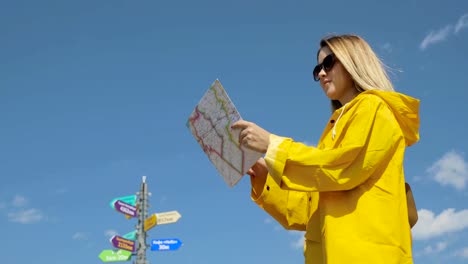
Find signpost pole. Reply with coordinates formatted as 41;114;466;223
135;176;149;264
99;175;182;263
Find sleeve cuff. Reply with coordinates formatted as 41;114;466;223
250;174;281;204
264;134;291;188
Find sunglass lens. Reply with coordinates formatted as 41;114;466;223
313;54;335;82
313;65;321;81
323;54;335;71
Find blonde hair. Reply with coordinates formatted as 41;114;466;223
318;34;394;111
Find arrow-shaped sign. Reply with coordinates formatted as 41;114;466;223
110;196;137;219
124;204;139;219
144;214;157;232
109;195;136;208
123;230;136;241
114;200;137;218
98;249;132;262
155;211;182;225
110;235;135;252
151;238;183;251
143;211;182;232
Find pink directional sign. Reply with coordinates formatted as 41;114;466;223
110;235;135;252
114;200;137;218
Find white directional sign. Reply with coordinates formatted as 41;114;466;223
155;211;182;225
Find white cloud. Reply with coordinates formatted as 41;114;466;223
105;230;118;238
455;13;468;34
420;25;453;50
427;151;467;190
264;217;283;231
454;247;468;258
12;195;28;207
72;232;88;241
289;231;305;249
263;220;304;250
7;208;44;224
423;241;448;254
420;13;468;50
381;43;392;53
413;175;423;182
412;208;468;240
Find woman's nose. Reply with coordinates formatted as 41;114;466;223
318;68;327;79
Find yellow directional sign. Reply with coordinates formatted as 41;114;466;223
144;214;157;232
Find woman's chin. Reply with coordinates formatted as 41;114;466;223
325;90;337;100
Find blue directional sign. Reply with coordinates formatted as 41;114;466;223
151;239;183;251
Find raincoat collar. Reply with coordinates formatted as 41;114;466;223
333;90;420;146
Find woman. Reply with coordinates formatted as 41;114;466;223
232;34;420;264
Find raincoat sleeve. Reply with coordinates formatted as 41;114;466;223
251;173;314;231
265;99;399;192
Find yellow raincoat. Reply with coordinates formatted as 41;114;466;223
251;90;420;264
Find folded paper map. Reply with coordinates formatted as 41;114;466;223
187;79;263;187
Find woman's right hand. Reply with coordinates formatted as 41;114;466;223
248;158;269;196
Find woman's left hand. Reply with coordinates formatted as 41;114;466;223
231;120;271;154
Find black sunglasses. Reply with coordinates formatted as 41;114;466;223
313;53;336;82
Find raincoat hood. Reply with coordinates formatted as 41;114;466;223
344;90;420;146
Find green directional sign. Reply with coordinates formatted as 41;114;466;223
123;231;136;241
109;195;136;209
98;249;132;262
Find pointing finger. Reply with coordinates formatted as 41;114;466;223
231;120;250;129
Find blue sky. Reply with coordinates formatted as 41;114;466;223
1;0;467;263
